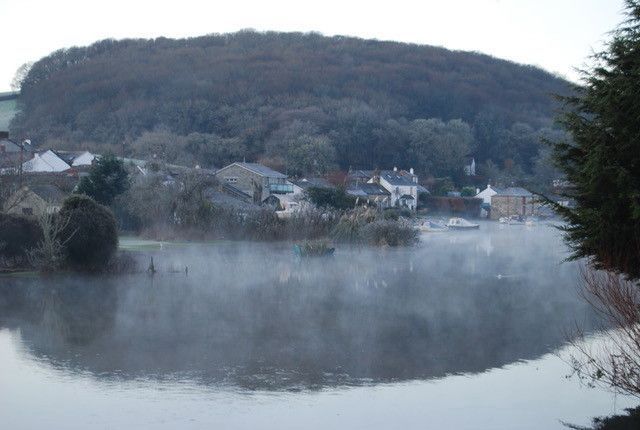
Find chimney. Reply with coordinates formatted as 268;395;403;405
409;168;414;175
393;166;397;172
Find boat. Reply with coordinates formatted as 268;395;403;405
499;215;525;225
446;217;480;230
418;220;448;232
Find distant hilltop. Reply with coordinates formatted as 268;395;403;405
9;31;570;180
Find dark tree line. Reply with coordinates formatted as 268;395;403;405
11;31;570;181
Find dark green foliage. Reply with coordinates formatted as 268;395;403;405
76;154;129;206
12;32;569;178
552;1;640;278
305;187;356;210
0;213;42;267
460;186;476;197
59;195;118;271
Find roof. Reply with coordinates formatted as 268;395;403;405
347;183;390;197
23;150;70;173
205;188;259;211
293;177;335;190
348;169;374;180
54;150;95;166
229;162;287;179
379;171;416;187
400;194;415;200
0;138;21;153
416;184;429;194
28;184;67;205
494;187;533;197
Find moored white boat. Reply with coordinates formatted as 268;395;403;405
418;220;448;232
446;217;480;230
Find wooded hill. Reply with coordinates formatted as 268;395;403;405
10;31;571;181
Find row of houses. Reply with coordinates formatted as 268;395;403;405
214;163;428;211
1;132;544;220
1;135;96;174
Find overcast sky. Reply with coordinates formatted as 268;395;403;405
0;0;627;91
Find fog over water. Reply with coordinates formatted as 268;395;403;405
0;222;633;429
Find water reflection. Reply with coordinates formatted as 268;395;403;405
0;224;602;391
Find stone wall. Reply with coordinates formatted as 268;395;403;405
490;196;538;220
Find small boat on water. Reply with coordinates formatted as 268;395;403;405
418;220;448;232
499;215;525;225
447;217;480;230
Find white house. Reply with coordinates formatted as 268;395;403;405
475;184;501;205
22;150;70;173
369;168;418;210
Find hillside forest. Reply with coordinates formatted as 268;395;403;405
10;31;571;189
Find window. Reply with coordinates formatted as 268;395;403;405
22;207;33;216
225;177;238;184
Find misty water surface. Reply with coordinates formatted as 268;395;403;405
0;222;631;429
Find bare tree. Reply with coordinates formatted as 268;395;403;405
10;62;33;92
568;266;640;397
28;207;74;272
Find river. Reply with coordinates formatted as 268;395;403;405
0;222;635;429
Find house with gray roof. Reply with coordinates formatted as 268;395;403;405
490;186;538;220
4;184;67;216
347;182;391;208
0;137;20;153
214;162;293;203
368;168;419;210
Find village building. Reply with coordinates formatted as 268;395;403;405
475;184;502;205
22;150;70;173
0;134;21;154
368;168;419;210
214;162;293;203
489;187;539;220
347;182;391;209
4;184;67;216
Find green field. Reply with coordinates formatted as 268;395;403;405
0;98;17;130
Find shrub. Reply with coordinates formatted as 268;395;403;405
0;213;42;268
58;195;118;271
361;220;418;247
461;186;476;197
285;208;338;240
241;209;284;241
305;187;356;210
